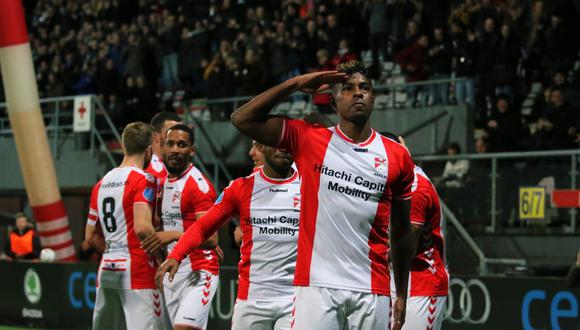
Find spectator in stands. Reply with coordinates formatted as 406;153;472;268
395;34;430;107
491;23;520;99
476;17;499;124
363;0;390;76
475;136;490;154
96;58;121;99
427;27;453;105
441;143;470;188
451;23;478;110
329;39;359;69
325;13;349;56
486;95;521;151
304;19;326;69
4;213;41;261
396;19;420;52
530;88;578;150
311;49;335;113
238;49;268;96
551;71;580;109
159;15;180;88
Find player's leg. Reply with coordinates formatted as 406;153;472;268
163;272;190;324
273;299;293;330
92;287;126;330
173;271;219;330
292;287;345;330
119;288;166;329
401;296;446;330
231;299;276;330
345;292;390;330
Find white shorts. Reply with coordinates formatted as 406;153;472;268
163;270;219;329
231;298;293;330
391;296;446;330
92;287;170;330
292;286;390;330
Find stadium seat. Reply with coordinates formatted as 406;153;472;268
288;100;307;118
273;101;292;115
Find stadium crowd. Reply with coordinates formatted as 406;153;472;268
0;0;578;153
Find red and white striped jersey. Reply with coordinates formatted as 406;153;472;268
278;119;414;295
217;168;300;300
87;166;157;289
408;166;448;296
145;154;168;180
160;164;219;275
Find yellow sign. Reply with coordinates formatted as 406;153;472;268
519;187;545;220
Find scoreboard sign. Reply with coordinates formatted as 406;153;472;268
519;186;546;220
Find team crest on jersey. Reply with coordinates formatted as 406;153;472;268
143;187;155;202
172;191;182;203
293;194;301;209
374;157;387;169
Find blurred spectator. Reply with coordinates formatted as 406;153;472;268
238;49;267;96
395;34;429;107
475;136;490;154
551;71;580;109
427;27;452;105
160;15;180;88
441;143;470;188
451;24;478;109
363;0;390;72
476;17;499;124
329;39;359;68
530;88;578;150
486;95;521;151
490;23;520;98
3;213;41;261
396;19;420;52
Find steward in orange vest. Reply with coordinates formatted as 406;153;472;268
4;214;41;260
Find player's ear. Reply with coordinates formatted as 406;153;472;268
191;144;197;155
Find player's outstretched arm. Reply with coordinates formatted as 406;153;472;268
231;71;346;147
390;199;414;330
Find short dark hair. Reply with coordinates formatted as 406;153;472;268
166;124;195;145
336;60;369;77
149;111;182;133
123;122;153;155
448;142;461;154
15;212;27;220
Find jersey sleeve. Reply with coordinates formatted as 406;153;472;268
392;147;415;201
87;181;101;226
133;173;156;208
186;174;217;215
278;118;310;155
168;181;240;263
410;186;430;226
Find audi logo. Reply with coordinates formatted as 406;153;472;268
445;278;491;324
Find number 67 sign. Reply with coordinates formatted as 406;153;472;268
519;187;546;220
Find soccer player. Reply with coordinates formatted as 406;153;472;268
389;135;449;330
230;61;415;330
146;111;182;180
84;122;167;329
155;142;300;330
141;124;219;330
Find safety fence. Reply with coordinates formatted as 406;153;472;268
416;149;580;234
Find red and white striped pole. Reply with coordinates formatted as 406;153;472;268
0;0;76;261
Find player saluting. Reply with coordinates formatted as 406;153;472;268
84;122;167;329
155;142;300;330
230;61;415;330
140;124;219;330
389;135;449;330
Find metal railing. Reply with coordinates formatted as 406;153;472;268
0;95;119;167
175;77;466;120
416;149;580;233
441;200;526;275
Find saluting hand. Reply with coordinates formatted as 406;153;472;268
291;71;347;94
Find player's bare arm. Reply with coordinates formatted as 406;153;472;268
390;198;414;330
133;203;155;240
231;71;346;147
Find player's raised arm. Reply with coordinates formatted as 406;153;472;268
230;71;347;147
